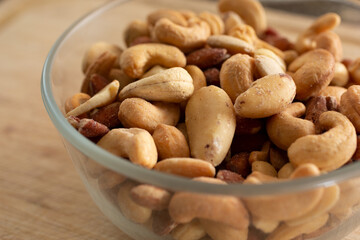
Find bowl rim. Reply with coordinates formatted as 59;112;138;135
41;0;360;196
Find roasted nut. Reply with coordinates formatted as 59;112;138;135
234;73;296;118
200;219;248;240
184;65;207;91
305;96;338;130
269;147;289;171
222;11;244;34
267;102;316;150
65;93;91;114
252;216;279;233
90;102;121;129
118;98;180;133
120;43;186;78
254;48;286;77
340;85;360;133
216;169;244;183
252;161;277;177
248;141;270;164
204;68;220;87
148;9;188;27
331;62;349;87
319;86;346;105
277;163;295;179
67;80;119;117
153;18;210;52
152;124;190;160
207;35;255;55
228;24;257;45
117;181;152;223
129;36;153;46
218;0;267;34
288;111;357;171
98;170;126;190
288;49;335;101
108;68;134;91
118;67;194;103
226;153;251;178
186;48;228;69
186;86;236;166
124;20;150;47
198;11;225;35
315;31;343;62
220;53;256;102
283;50;299;66
154;158;216;178
142;65;167;78
349;58;360;84
130;184;171;210
77;118;109;138
88;73;110;96
97;128;158;169
171;220;206;240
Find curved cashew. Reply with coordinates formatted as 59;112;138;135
315;31;343;62
340;85;360;133
153;18;210;52
254;48;286;77
120;43;186;78
207;35;254;56
288;111;357;171
97;128;158;169
198;11;225;35
200;219;248;240
124;20;150;47
186;86;236;167
118;98;180;133
130;184;172;211
220;53;256;102
66;80;119;117
169;178;249;230
154;158;215;178
147;9;188;27
319;85;346;104
218;0;267;35
118;67;194;103
244;164;324;221
266;102;316;150
288;49;335;101
234;73;296;118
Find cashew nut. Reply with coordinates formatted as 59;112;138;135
252;216;279;233
222;11;244;34
198;11;225;35
97;128;158;169
147;9;188;27
228;24;257;45
118;98;180;133
124;20;150;47
254;48;286;77
288;49;335;101
331;62;349;87
130;184;172;211
315;31;343;62
349;58;360;84
200;219;248;240
319;85;347;104
251;161;277;177
207;35;254;56
141;65;167;78
288;111;357;171
266;102;316;150
234;73;296;118
278;163;295;179
186;86;236;167
66;80;119;117
339;85;360;133
120;43;186;78
118;67;194;103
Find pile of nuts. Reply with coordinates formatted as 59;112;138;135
64;0;360;239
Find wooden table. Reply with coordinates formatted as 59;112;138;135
0;0;359;239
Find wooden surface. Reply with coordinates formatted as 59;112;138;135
0;0;359;239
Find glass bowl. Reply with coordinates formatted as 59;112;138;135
41;0;360;239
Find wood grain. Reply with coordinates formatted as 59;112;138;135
0;0;359;240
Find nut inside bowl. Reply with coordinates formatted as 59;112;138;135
41;0;360;239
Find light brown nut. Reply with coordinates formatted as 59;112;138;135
198;11;225;35
152;210;178;236
118;67;194;103
251;216;279;233
222;11;244;34
244;164;324;221
330;178;360;217
349;58;360;84
184;65;207;91
117;181;152;224
234;73;296;118
207;35;254;56
248;141;270;165
200;219;248;240
124;20;150;47
204;68;220;87
288;111;357;171
179;10;197;20
77;118;109;138
81;52;118;94
319;86;346;105
302;214;341;239
305;96;338;131
98;170;126;190
65;93;91;114
266;214;329;240
118;98;180;133
186;86;236;167
226;153;251;178
235;116;263;135
141;65;167;78
266;102;316;150
340;85;360;133
108;68;134;91
186;48;228;69
252;161;277;177
228;24;257;45
254;48;286;77
90;102;121;129
153;158;215;178
66;116;80;129
171;220;206;240
218;0;267;35
82;42;122;73
285;184;340;227
288;49;335;101
129;36;153;47
152;124;190;160
269;147;289;171
88;73;110;96
216;169;244;183
315;31;343;62
220;53;256;103
283;50;299;66
277;162;295;179
169;183;249;230
246;171;279;184
130;184;171;211
331;62;349;87
97;128;158;169
120;43;186;79
153;18;210;52
148;9;188;27
66;80;119;117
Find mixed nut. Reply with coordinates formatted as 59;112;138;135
64;0;360;239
